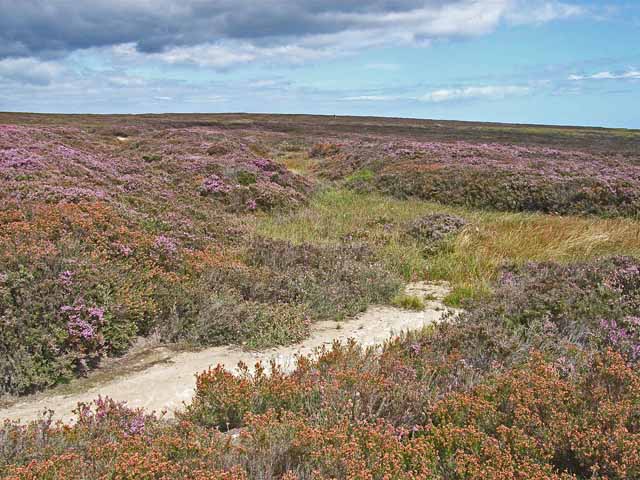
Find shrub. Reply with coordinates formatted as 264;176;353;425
405;213;467;254
3;254;640;479
206;142;231;156
142;153;162;163
309;142;340;158
236;170;257;186
317;139;640;217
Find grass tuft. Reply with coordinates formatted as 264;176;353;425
391;294;425;311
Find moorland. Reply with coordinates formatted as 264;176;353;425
1;113;640;479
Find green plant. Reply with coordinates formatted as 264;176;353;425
236;170;258;186
391;294;425;310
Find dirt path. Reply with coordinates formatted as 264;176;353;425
0;282;455;424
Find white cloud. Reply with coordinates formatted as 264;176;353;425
342;85;532;103
154;44;257;68
63;1;587;71
507;1;585;25
569;70;640;81
419;85;531;102
0;57;64;85
342;95;402;101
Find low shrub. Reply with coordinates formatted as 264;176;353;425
4;348;636;478
405;213;467;254
244;238;402;321
309;142;340;158
316;139;640;217
142;153;162;163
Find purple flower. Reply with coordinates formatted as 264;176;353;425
201;174;232;195
59;270;74;287
253;157;276;171
88;307;105;322
67;315;95;340
154;235;178;255
246;199;257;211
127;413;146;435
112;242;133;257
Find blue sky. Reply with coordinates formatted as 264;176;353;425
0;0;638;128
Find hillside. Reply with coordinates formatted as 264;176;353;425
1;114;640;479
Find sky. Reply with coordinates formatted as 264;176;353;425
0;0;639;128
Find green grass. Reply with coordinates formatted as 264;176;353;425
391;294;425;311
257;188;640;303
345;168;375;183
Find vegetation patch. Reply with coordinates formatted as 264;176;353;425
2;115;640;479
314;139;640;217
391;293;425;310
3;256;640;479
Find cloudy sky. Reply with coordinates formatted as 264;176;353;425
0;0;639;127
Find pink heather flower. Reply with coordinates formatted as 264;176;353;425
127;413;146;435
88;307;105;322
154;235;178;255
113;242;133;257
61;303;104;340
246;199;257;211
201;174;232;195
253;157;274;170
67;315;95;340
59;270;74;287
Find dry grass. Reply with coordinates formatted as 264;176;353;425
258;189;640;304
278;151;318;175
429;212;640;303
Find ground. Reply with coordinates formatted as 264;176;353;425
1;113;639;480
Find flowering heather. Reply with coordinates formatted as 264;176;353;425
201;174;233;195
153;235;178;255
1;115;639;478
315;139;640;216
2;343;639;478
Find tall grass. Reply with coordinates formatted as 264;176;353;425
257;189;640;303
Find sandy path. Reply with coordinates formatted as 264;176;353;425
0;282;454;424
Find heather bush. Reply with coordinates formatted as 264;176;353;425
162;289;311;349
308;142;340;158
398;256;640;391
3;349;637;478
244;238;402;321
0;122;315;395
155;237;400;350
428;351;640;479
180;256;640;433
316;139;640;217
2;251;639;477
405;213;467;254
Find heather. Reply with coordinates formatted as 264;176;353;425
0;122;403;395
314;139;640;217
181;256;640;431
1;114;640;479
2;256;640;479
258;188;640;302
